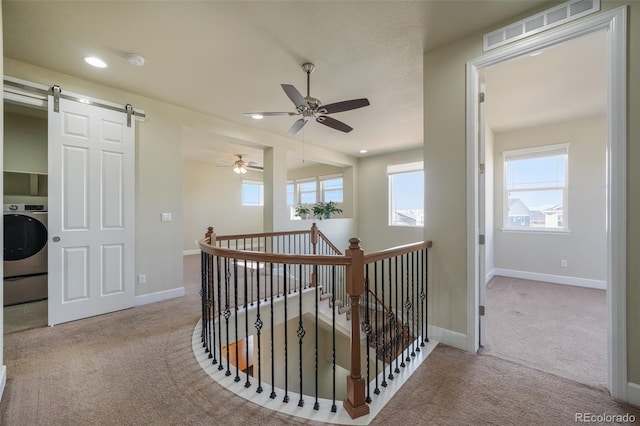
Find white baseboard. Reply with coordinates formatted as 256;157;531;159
485;269;496;284
628;382;640;408
183;249;200;256
491;268;606;290
135;287;185;306
0;365;6;401
427;324;468;351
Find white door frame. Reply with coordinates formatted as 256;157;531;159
465;7;627;400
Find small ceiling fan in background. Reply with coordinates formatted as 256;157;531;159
218;155;263;174
244;62;370;136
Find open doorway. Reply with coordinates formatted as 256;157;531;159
467;7;628;400
480;31;607;388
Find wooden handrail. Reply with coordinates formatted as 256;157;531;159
199;240;351;266
317;230;343;255
215;229;312;241
363;240;432;264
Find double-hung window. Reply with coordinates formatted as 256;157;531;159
297;179;317;205
320;175;343;203
503;144;568;231
388;161;424;227
241;180;264;206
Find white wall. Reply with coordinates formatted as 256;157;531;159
183;160;263;251
485;125;495;281
3;111;47;173
492;115;606;282
357;147;424;252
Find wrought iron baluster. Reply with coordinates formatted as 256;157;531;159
331;265;337;413
381;259;387;388
364;266;371;404
269;262;276;399
217;257;223;371
244;259;251;388
373;262;380;396
410;251;416;358
314;263;319;411
224;257;232;376
255;262;263;393
387;257;394;380
400;254;406;368
283;264;289;403
424;248;429;344
297;265;305;407
234;258;241;382
394;256;400;374
405;253;411;363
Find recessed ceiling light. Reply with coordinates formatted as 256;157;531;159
84;56;107;68
251;114;264;120
359;149;368;154
126;53;145;67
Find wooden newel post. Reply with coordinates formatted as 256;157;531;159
205;226;215;246
343;237;370;419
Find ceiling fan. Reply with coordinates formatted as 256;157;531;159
221;155;263;174
244;62;370;136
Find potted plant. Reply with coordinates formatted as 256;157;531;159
312;201;343;220
294;204;311;219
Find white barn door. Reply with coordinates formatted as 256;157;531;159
48;97;135;326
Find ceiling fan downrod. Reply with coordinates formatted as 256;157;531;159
302;62;315;98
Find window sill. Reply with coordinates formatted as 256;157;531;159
500;228;571;235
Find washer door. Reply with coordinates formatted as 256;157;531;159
4;214;48;261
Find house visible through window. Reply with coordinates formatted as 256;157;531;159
503;144;568;231
388;161;424;227
241;180;263;206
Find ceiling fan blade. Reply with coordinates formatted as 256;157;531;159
316;115;353;133
287;118;308;136
246;164;264;171
243;112;298;117
281;84;309;110
318;98;370;114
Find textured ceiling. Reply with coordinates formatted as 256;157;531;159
3;0;554;164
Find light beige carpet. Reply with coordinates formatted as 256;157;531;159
0;256;636;425
483;276;606;388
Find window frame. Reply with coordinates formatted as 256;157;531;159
387;161;424;227
502;143;569;233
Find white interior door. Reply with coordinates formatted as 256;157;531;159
48;97;135;326
478;83;487;346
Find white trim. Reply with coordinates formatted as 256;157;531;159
0;365;6;400
427;325;468;351
183;249;200;256
628;382;640;408
466;6;627;401
134;287;185;306
491;268;606;290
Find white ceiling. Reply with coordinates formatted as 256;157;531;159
3;0;557;166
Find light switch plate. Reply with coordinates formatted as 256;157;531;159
161;212;172;222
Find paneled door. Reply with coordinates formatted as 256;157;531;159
48;97;135;325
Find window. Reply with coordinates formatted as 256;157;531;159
388;161;424;227
320;176;343;203
241;180;263;206
503;144;568;231
286;181;294;206
297;180;317;204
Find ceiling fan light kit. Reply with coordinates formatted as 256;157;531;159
244;62;370;136
229;155;262;174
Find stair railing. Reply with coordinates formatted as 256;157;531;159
199;225;431;420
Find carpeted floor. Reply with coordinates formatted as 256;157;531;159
0;255;637;425
483;276;606;388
